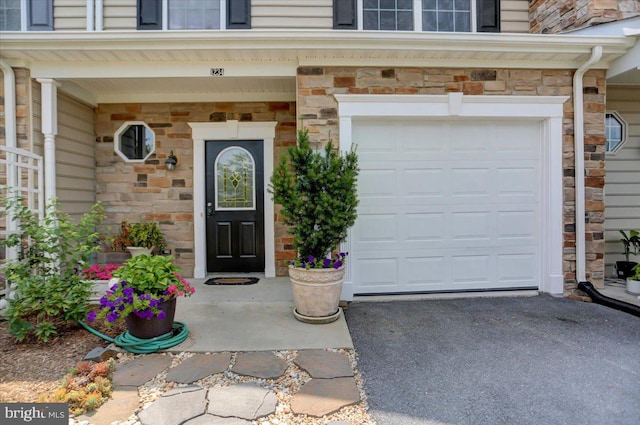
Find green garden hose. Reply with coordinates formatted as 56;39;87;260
79;321;189;354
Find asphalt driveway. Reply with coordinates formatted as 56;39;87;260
345;295;640;425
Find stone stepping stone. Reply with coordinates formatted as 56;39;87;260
208;383;277;420
290;377;361;417
166;353;231;383
78;388;138;425
112;354;173;387
294;350;354;378
232;351;287;379
138;387;207;425
184;414;252;425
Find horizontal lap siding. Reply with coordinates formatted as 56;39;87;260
252;0;333;29
56;93;96;218
501;0;529;33
103;0;136;30
604;86;640;276
54;0;87;30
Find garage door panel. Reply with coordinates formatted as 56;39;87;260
452;255;492;284
359;168;397;198
498;253;537;282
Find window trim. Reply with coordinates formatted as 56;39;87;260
356;0;479;32
605;111;628;155
114;121;156;163
214;146;257;211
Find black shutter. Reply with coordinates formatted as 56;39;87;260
138;0;162;30
227;0;251;29
477;0;500;33
333;0;357;30
28;0;54;31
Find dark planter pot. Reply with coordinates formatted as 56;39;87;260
125;297;176;339
616;261;638;279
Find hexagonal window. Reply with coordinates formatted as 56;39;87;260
605;112;627;154
114;121;155;162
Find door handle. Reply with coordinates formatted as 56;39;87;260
207;206;214;216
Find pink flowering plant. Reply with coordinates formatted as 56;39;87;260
86;255;195;325
82;263;121;280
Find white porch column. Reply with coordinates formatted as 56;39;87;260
37;78;60;204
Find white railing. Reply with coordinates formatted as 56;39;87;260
0;145;44;301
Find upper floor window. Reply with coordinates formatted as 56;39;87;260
422;0;471;32
605;112;628;154
333;0;499;33
0;0;53;31
363;0;414;31
138;0;250;30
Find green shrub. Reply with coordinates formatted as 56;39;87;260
269;128;359;260
0;195;105;342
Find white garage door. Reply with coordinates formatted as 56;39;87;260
351;119;542;294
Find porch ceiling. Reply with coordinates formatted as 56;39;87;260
1;30;636;104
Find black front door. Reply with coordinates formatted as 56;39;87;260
205;140;264;272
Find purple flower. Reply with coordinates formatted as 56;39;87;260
150;299;159;308
308;255;315;263
99;297;110;308
157;311;166;320
106;312;118;323
86;311;97;322
334;260;343;269
123;287;134;297
323;258;331;268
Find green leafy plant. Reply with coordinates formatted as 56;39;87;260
630;263;640;281
269;128;359;262
0;195;105;342
619;230;640;262
86;254;194;326
111;221;166;251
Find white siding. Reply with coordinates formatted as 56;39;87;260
54;0;87;31
103;0;137;30
56;93;96;217
501;0;530;33
604;85;640;276
252;0;333;29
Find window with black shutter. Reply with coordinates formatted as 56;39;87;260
334;0;357;30
28;0;53;31
137;0;162;30
227;0;251;29
476;0;500;33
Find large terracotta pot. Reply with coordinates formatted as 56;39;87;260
125;297;176;338
288;265;345;324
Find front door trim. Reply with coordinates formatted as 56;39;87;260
190;120;277;278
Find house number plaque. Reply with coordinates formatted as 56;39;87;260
210;68;225;76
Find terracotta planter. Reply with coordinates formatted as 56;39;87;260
125;297;176;339
288;265;345;324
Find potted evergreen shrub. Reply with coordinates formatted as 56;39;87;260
616;230;640;279
270;129;359;323
112;221;166;257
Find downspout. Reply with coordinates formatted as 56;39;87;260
573;45;602;284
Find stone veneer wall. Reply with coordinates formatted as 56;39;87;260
296;66;607;292
95;102;296;276
529;0;640;34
